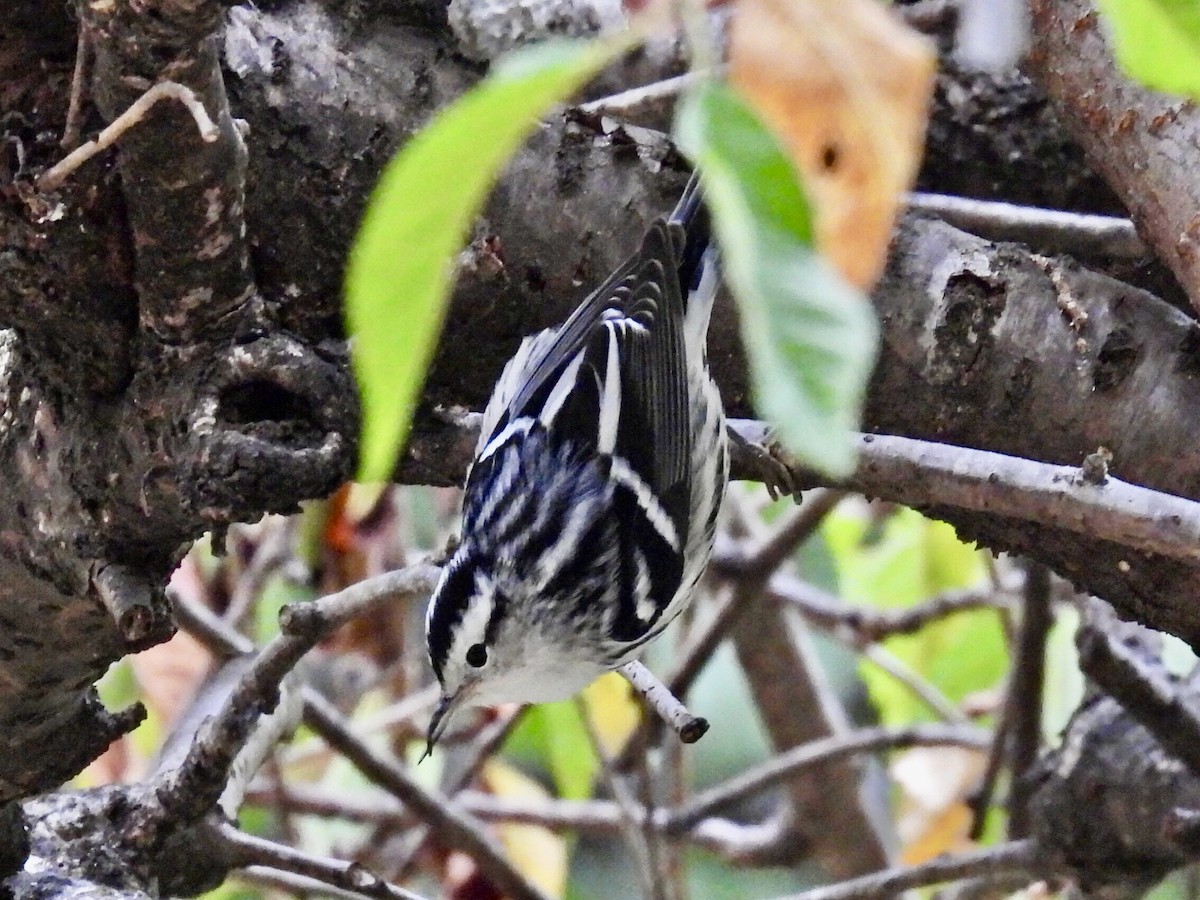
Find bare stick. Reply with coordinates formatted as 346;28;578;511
966;689;1011;843
860;642;970;724
281;685;439;767
172;588;253;656
668;724;990;831
38;81;219;191
577;698;665;900
223;519;295;629
1076;597;1200;778
217;822;428;900
239;866;382;900
773;839;1042;900
279;563;440;638
576;72;699;121
389;706;526;882
769;575;1012;643
906;192;1146;259
615;491;845;770
619;660;709;744
246;783;792;863
1005;562;1053;837
62;21;92;150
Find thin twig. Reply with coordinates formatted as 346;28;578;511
966;688;1010;842
711;490;849;579
389;706;526;882
657;586;740;707
302;690;552;900
281;685;440;767
774;839;1042;900
172;589;254;657
668;724;990;831
223;518;295;630
216;822;428;900
906;192;1146;259
619;661;708;743
860;642;971;724
39;81;219;191
576;72;700;120
769;575;1013;643
239;866;382;900
62;21;92;150
578;698;665;900
244;781;799;864
1006;562;1053;837
279;564;440;638
159;565;438;823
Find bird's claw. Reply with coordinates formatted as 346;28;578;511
728;427;801;503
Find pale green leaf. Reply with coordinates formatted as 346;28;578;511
506;702;597;800
1096;0;1200;98
673;80;878;478
824;507;1004;725
346;39;627;482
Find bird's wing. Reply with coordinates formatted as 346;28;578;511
477;219;692;537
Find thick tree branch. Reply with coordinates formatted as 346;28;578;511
1026;688;1200;895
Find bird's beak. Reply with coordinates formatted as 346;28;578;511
421;690;462;761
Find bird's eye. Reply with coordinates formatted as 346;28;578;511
466;643;488;668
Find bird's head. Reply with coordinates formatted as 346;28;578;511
422;546;607;757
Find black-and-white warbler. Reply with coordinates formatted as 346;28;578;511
425;176;727;749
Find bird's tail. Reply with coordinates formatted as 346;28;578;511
670;171;704;228
668;171;712;289
669;172;720;354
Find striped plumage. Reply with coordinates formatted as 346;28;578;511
424;177;728;747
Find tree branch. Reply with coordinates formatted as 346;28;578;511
216;822;428;900
301;691;551;900
777;839;1041;900
668;724;989;832
1028;0;1200;310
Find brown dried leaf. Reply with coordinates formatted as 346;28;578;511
729;0;936;288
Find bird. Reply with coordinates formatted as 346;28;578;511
423;174;727;753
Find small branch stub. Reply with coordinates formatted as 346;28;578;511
92;562;171;645
619;660;709;744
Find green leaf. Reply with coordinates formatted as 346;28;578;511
674;80;878;478
1042;604;1084;743
824;508;1005;726
1096;0;1200;98
346;39;628;482
505;701;598;800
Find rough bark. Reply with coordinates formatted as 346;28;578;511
3;0;1200;895
0;0;354;805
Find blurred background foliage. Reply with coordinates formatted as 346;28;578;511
80;475;1143;899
